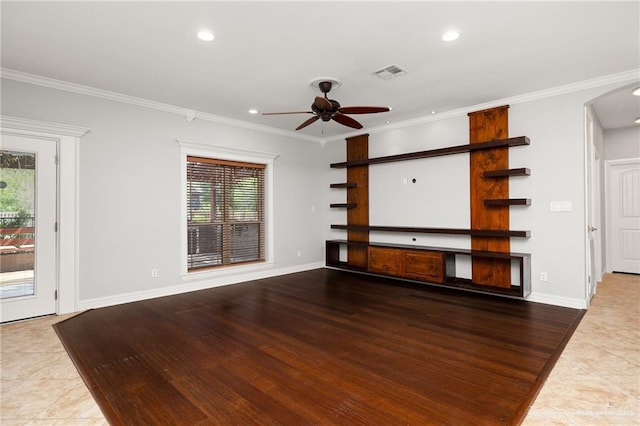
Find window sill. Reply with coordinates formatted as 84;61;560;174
180;261;275;282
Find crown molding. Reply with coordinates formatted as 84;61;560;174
3;67;637;145
1;115;90;137
323;68;640;143
0;68;322;144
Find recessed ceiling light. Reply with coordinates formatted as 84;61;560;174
197;30;215;41
633;87;640;96
248;109;258;114
441;30;460;42
430;110;437;115
635;117;640;124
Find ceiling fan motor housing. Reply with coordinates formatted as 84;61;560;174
318;81;333;94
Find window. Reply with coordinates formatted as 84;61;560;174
186;156;265;271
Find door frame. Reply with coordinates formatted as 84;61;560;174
1;116;89;315
605;157;640;274
584;106;604;305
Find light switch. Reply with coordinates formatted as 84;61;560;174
550;201;572;212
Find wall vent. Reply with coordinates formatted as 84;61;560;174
372;64;408;80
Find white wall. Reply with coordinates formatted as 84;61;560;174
1;78;327;307
323;83;634;308
2;76;635;309
604;126;640;160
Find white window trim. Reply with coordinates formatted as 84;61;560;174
177;139;278;281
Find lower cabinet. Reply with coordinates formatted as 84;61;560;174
368;246;451;284
368;246;403;277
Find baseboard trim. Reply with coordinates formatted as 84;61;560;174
526;292;588;309
77;262;325;311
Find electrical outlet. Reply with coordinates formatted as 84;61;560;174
297;250;303;258
540;272;548;282
151;268;158;278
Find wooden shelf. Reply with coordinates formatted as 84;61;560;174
327;240;531;260
325;240;531;298
484;198;531;206
331;224;530;238
330;203;357;209
330;182;357;189
483;168;530;178
330;136;530;169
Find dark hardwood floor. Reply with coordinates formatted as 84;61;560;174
54;268;584;425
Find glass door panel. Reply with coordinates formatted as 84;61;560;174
0;151;36;299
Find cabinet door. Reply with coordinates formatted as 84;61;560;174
368;247;402;276
403;251;444;283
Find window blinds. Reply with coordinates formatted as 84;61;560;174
186;156;265;271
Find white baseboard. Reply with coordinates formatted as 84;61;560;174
77;262;325;311
526;292;588;309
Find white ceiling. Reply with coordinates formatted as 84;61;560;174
2;1;639;140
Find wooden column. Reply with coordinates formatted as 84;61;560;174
469;106;511;287
346;134;369;269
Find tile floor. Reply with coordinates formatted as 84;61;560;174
1;273;638;425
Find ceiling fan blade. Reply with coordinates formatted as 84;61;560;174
338;106;390;114
262;111;313;115
332;113;363;129
314;96;333;111
296;115;320;130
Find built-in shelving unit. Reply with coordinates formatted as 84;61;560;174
327;105;532;299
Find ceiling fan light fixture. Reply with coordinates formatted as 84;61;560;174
197;30;215;41
310;77;342;91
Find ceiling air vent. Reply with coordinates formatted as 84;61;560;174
373;64;408;80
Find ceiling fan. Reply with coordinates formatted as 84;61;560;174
262;80;390;130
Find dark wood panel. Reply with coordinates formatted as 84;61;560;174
403;251;445;283
368;246;403;276
469;105;512;288
54;269;584;425
346;134;369;269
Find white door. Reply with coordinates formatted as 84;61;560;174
607;159;640;274
0;134;57;322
